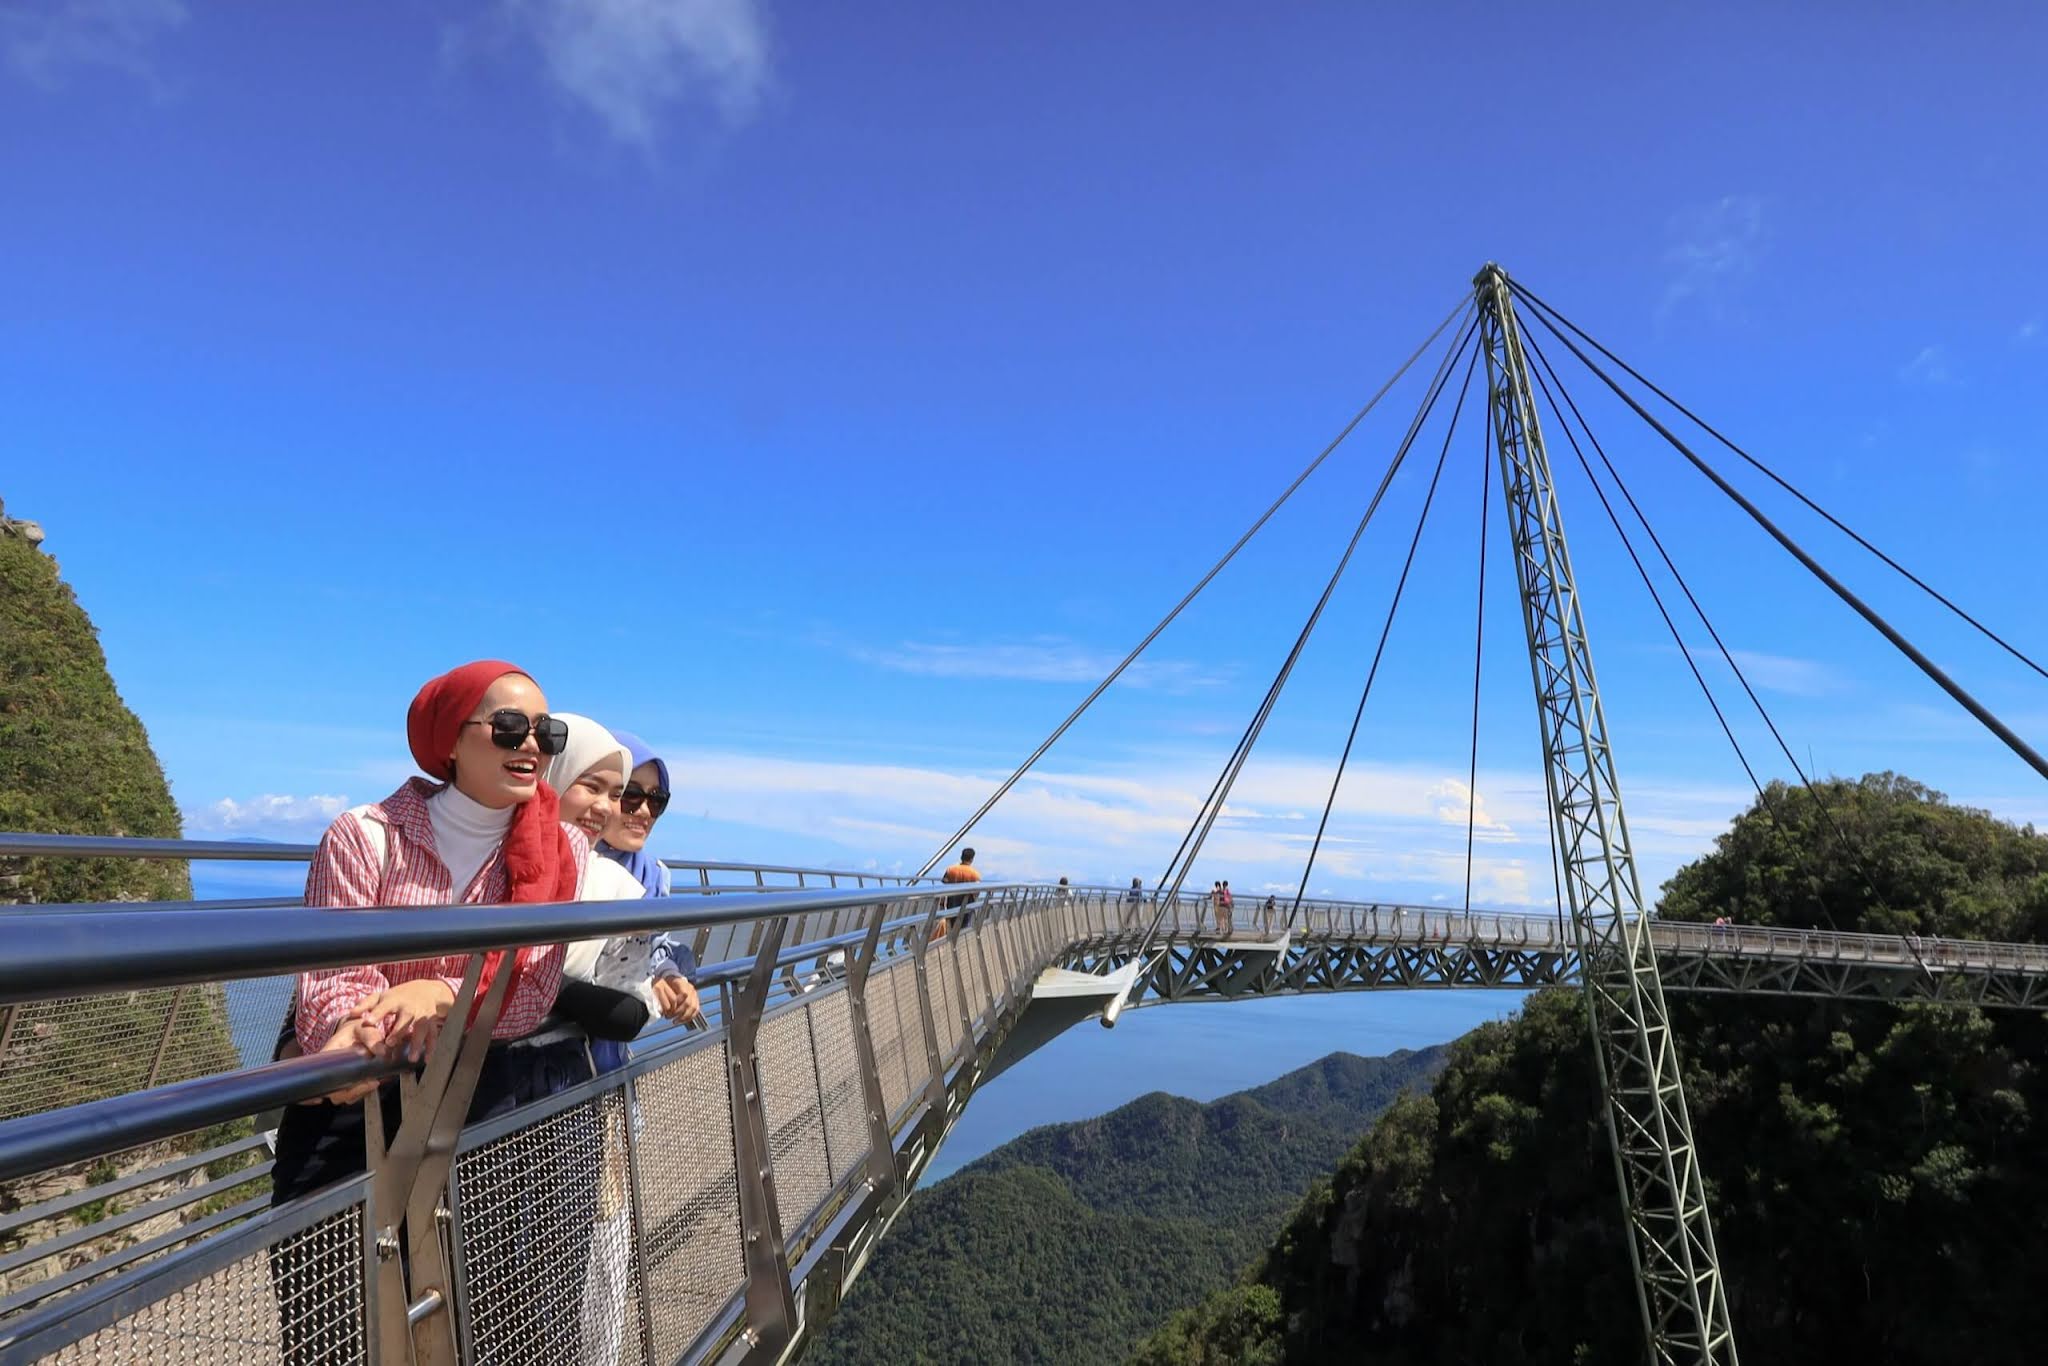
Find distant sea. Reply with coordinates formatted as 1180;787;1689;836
195;872;1523;1164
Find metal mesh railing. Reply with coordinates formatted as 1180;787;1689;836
868;958;921;1124
631;1042;742;1365
924;942;963;1064
1;978;295;1124
31;1195;367;1366
755;1003;832;1243
453;1093;614;1366
809;993;868;1192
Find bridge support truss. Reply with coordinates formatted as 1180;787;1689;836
1476;264;1738;1365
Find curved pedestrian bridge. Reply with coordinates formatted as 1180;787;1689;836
2;839;2043;1366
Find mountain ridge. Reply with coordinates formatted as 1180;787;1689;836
810;1045;1445;1366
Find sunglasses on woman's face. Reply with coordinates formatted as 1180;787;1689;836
463;710;569;756
620;784;670;817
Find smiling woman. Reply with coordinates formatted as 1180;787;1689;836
268;658;602;1363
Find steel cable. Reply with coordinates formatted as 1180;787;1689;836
1287;345;1483;928
1518;300;2048;786
1519;329;1849;932
1509;279;2048;685
916;296;1477;879
1134;317;1478;955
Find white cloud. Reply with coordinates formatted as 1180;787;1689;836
1661;194;1764;318
504;0;769;147
2018;319;2040;345
2;0;185;88
1682;645;1842;698
188;793;351;835
1900;345;1953;385
1424;778;1516;842
647;742;1756;909
851;637;1226;691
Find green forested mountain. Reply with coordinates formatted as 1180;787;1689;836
0;505;190;906
0;506;250;1304
1131;774;2048;1366
809;1048;1444;1366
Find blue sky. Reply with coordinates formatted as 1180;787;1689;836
7;1;2048;917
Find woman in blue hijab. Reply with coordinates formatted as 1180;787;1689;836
598;729;671;895
599;729;698;1004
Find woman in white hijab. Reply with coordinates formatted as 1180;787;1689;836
541;713;682;1366
542;714;700;1047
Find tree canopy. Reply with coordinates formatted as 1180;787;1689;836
1131;775;2048;1365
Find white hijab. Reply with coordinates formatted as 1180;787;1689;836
543;713;632;799
547;713;656;1001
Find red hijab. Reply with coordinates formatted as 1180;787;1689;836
407;660;578;1019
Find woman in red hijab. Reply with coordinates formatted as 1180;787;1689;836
270;661;603;1358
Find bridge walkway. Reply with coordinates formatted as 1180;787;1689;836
2;867;2044;1365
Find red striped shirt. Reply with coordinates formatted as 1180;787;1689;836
295;778;585;1052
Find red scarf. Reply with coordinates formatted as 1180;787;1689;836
406;660;578;1017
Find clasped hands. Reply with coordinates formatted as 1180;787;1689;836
312;978;457;1104
312;971;701;1105
651;973;703;1027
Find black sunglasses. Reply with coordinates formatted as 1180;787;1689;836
620;784;671;817
463;710;569;756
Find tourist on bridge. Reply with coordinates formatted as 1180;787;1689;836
545;717;680;1366
594;728;703;1028
269;660;605;1362
936;846;982;935
545;715;700;1068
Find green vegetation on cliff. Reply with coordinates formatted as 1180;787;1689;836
0;513;190;905
0;510;255;1302
811;1049;1444;1366
1130;774;2048;1365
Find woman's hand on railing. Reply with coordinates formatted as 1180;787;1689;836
309;1016;392;1105
353;979;458;1066
653;973;704;1027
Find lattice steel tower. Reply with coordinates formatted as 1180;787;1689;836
1475;264;1738;1365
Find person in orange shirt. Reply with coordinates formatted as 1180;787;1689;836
936;846;982;935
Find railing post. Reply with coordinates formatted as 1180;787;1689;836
619;1068;659;1366
371;953;509;1366
726;915;799;1354
841;899;899;1199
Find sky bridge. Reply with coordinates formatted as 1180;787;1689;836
7;262;2048;1366
3;865;2046;1366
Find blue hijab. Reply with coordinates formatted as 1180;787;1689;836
598;729;672;897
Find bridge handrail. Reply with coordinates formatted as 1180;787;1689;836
0;872;1070;1364
0;830;929;888
1644;918;2048;971
0;903;937;1185
0;883;1008;1005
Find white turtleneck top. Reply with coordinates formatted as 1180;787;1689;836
426;783;516;896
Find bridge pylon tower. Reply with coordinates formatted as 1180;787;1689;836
1474;263;1738;1365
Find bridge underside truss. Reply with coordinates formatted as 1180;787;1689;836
1056;931;2048;1013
